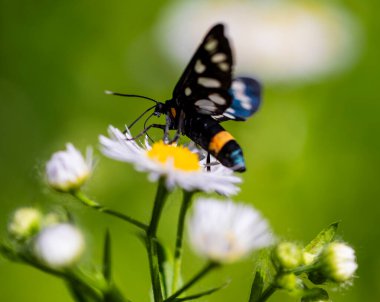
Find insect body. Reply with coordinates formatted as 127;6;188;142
183;115;246;171
108;24;261;172
155;24;261;172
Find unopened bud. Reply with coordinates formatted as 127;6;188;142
277;273;302;293
275;241;303;269
8;208;42;240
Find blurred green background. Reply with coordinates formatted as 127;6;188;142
0;0;378;301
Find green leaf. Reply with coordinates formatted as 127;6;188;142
301;288;329;302
173;280;230;301
248;249;279;302
156;238;175;298
0;243;18;261
104;285;132;302
303;222;339;265
65;279;102;302
307;271;327;285
66;280;93;302
103;230;112;282
249;270;264;302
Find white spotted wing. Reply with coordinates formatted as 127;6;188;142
171;24;233;115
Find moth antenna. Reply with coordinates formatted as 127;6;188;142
144;111;156;130
128;104;157;130
105;90;158;104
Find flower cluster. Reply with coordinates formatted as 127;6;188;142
5;208;84;268
272;223;358;300
0;124;358;302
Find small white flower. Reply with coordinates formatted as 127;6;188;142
8;207;42;240
188;198;273;263
46;143;92;192
34;223;85;268
99;126;241;195
321;242;358;283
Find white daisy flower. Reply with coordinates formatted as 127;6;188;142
34;223;85;268
99;126;241;195
46;143;93;192
321;242;358;283
188;198;274;263
156;0;360;83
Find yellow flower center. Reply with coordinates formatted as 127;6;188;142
146;141;200;172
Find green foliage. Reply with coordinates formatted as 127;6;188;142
0;0;377;301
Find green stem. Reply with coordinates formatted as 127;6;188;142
73;190;148;231
253;263;321;302
257;284;277;302
174;281;229;301
147;178;169;302
165;262;219;302
288;263;321;275
172;191;194;293
66;269;105;302
104;284;131;302
28;255;129;302
147;179;169;237
20;255;104;301
147;237;162;302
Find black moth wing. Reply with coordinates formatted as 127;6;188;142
172;24;233;115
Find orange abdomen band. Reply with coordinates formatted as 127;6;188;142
208;131;235;155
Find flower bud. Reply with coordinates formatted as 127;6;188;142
277;273;302;293
303;251;318;266
34;223;84;268
274;242;303;269
8;207;42;240
321;242;357;283
46;144;92;192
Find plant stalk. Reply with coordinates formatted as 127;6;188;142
172;191;193;293
73;190;148;231
147;178;169;302
165;262;219;302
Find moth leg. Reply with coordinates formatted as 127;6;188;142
168;110;185;144
204;157;219;169
206;152;211;172
126;124;166;141
163;115;171;143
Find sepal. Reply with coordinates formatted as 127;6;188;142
301;288;329;302
303;222;339;265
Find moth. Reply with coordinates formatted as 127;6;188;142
107;24;261;172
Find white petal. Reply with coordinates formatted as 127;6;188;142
188;198;273;263
34;224;84;268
